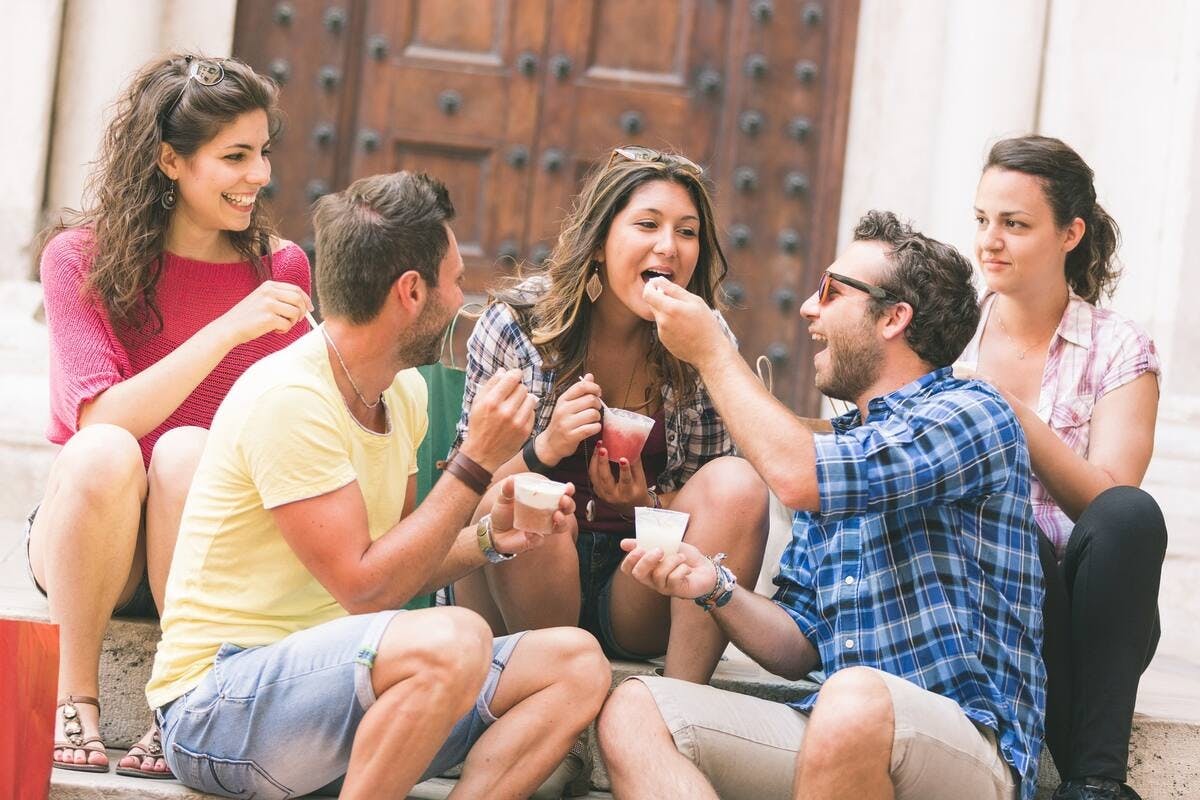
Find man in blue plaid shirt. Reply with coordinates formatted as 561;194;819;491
598;210;1045;800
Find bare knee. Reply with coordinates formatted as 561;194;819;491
52;424;145;506
537;627;610;714
599;679;666;765
801;667;894;767
375;607;492;699
147;426;207;496
688;458;768;528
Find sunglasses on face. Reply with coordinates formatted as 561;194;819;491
606;145;703;177
818;270;904;305
162;56;226;127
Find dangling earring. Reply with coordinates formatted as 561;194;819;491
160;180;177;210
585;261;604;303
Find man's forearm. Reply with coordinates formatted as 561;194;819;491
710;586;819;680
416;523;489;596
356;476;481;610
698;345;821;510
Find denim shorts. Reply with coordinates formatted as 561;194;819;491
157;610;524;799
22;505;158;619
576;529;663;662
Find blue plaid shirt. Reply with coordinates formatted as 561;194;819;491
773;368;1045;799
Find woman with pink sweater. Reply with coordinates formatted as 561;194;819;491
28;54;312;779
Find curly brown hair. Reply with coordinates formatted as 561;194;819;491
853;210;981;368
492;153;730;407
37;53;282;331
985;135;1121;304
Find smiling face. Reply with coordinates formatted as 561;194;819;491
799;240;891;402
164;108;272;237
594;179;701;321
974;167;1080;298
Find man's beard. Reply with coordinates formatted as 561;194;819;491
814;316;883;403
397;295;455;367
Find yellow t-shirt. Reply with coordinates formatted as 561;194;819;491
146;329;428;709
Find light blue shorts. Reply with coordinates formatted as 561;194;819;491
157;610;524;798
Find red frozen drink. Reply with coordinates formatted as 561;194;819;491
601;406;656;463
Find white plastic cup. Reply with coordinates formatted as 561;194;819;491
601;406;656;463
513;475;569;535
634;506;690;556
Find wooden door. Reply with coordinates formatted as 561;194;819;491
348;0;549;295
233;0;859;411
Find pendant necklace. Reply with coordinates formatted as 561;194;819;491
319;323;383;410
995;308;1052;361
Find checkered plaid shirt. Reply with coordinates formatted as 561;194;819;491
453;298;734;493
774;368;1045;799
960;292;1162;558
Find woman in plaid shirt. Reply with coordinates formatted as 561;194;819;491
964;136;1165;800
452;148;770;686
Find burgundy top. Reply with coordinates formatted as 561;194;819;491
550;407;668;534
41;227;312;465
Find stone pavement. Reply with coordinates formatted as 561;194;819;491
2;277;1197;798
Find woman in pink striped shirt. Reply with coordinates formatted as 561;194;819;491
963;136;1164;800
28;54;312;778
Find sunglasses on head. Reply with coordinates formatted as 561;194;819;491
162;56;226;127
606;145;703;177
818;270;905;306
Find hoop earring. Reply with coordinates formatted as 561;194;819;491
160;181;177;210
586;261;604;303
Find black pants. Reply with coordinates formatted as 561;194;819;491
1038;485;1167;783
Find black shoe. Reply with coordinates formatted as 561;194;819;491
1053;777;1143;800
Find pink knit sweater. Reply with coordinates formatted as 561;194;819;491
41;227;312;465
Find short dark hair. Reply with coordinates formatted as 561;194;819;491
852;210;980;368
313;171;456;323
985;135;1120;304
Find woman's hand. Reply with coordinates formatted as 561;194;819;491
213;280;313;349
487;476;577;555
618;539;717;600
588;440;652;515
536;373;603;466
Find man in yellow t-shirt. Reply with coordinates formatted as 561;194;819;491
147;172;609;799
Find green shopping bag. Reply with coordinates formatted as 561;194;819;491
407;308;478;609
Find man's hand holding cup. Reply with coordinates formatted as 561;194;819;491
619;538;717;600
488;476;577;556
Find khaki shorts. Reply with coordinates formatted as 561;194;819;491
630;668;1017;800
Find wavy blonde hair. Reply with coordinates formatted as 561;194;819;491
37;53;281;331
494;155;730;407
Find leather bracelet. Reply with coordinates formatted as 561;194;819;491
451;450;492;487
522;436;552;475
446;457;488;495
693;553;737;612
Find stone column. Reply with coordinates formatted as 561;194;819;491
837;0;1048;255
0;1;65;280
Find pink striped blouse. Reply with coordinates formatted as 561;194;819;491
959;292;1161;558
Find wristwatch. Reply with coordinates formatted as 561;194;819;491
693;552;737;612
476;514;515;564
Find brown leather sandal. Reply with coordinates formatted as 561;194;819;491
114;725;175;780
52;695;108;773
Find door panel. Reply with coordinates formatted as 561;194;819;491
348;0;549;292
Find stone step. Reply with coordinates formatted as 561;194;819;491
48;754;615;799
7;607;1197;799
